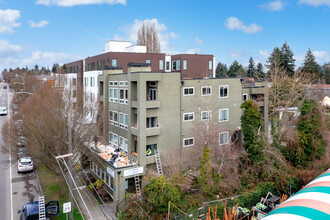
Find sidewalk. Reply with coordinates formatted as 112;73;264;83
69;168;117;220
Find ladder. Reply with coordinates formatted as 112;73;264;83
154;149;163;176
133;162;141;194
38;196;46;220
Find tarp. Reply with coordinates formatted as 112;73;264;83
263;168;330;220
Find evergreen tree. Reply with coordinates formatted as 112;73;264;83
34;64;39;71
280;41;295;77
256;62;265;79
302;48;322;78
52;63;57;73
228;60;246;77
322;62;330;84
267;47;282;75
247;57;256;78
216;62;228;78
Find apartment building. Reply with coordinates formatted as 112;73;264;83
77;63;269;214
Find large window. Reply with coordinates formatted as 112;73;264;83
119;113;125;128
172;61;177;70
219;85;229;98
219;109;229;122
109;111;118;126
159;60;164;70
166;61;170;70
201;111;212;120
183;113;194;121
183;60;187;70
201;86;212;96
183;138;194;147
219;132;229;145
109;88;118;102
112;59;117;67
146;144;157;156
119;88;128;104
147;117;158;128
177;60;181;70
209;60;213;70
183;87;194;96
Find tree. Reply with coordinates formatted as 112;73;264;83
34;64;39;71
267;47;282;76
144;175;180;213
282;100;325;167
302;48;322;79
246;57;256;78
280;41;295;77
52;63;57;73
322;62;330;84
241;99;264;162
137;22;161;53
255;63;266;80
62;64;67;73
216;62;228;78
227;60;246;77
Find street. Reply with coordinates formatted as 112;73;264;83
0;83;41;220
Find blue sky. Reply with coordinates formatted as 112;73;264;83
1;0;330;70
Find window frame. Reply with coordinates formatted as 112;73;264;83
183;87;195;96
112;59;117;67
183;60;187;70
219;85;229;98
183;137;195;147
219;108;229;122
159;60;164;70
201;110;212;121
183;112;195;122
219;131;229;145
201;86;212;96
243;94;248;102
209;60;213;70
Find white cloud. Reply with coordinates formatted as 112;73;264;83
259;49;270;60
20;51;81;67
115;18;177;52
36;0;126;7
169;32;178;39
298;0;330;7
259;0;286;11
195;37;203;45
29;20;49;28
0;9;21;33
224;17;263;34
186;48;201;54
0;40;23;57
228;49;247;59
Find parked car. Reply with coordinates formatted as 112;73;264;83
16;136;26;147
17;157;33;173
18;200;59;220
17;147;28;158
0;107;7;115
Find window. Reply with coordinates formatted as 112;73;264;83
166;61;170;70
243;94;248;102
107;59;110;66
183;60;187;70
124;139;128;152
177;60;181;70
119;137;124;152
147;117;157;128
201;86;212;96
159;60;164;70
201;111;212;120
146;59;151;64
119;89;125;104
84;77;88;87
219;132;229;145
119;113;125;128
109;88;118;102
119;81;125;87
72;90;77;98
183;87;194;96
219;109;229;122
209;60;213;70
109;110;113;123
112;59;117;67
72;78;77;86
113;111;118;125
146;144;157;156
113;81;118;86
183;138;194;147
149;89;157;100
109;81;113;86
172;61;177;70
219;85;229;98
183;112;194;121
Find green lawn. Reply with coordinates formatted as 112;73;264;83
37;165;84;219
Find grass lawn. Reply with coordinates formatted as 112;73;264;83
37;164;84;219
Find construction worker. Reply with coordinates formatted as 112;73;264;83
146;147;152;156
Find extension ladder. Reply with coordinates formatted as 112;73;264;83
154;149;163;176
38;196;46;220
133;163;141;194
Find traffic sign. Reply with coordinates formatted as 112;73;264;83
63;202;71;213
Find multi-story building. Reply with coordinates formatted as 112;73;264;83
77;63;270;214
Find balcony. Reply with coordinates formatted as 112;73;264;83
131;124;138;136
253;100;265;106
146;155;156;165
250;87;266;94
131;99;160;109
99;95;104;102
131;99;137;108
146;127;160;136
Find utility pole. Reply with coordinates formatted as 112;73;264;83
68;111;74;220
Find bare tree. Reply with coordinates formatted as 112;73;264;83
137;22;161;53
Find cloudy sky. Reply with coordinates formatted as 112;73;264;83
1;0;330;70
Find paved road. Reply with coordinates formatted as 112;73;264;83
0;83;41;220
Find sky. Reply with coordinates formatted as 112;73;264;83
1;0;330;71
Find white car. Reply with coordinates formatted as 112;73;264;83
0;107;7;115
18;157;34;173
